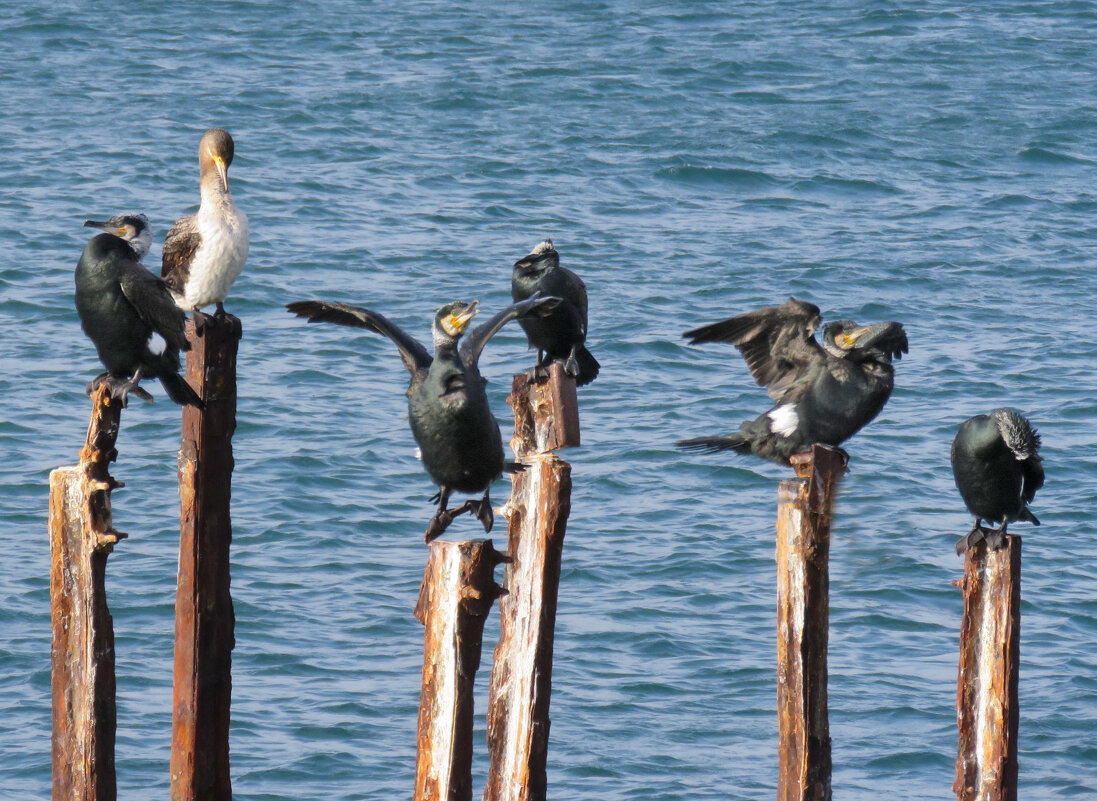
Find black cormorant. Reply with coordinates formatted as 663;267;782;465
287;293;560;541
76;214;202;407
677;297;907;465
162;128;248;327
951;408;1043;553
511;239;599;385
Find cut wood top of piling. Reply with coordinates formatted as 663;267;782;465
507;361;580;456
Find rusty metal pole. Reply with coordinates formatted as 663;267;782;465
953;537;1021;801
482;362;578;801
48;384;127;801
776;444;844;801
170;314;240;801
414;540;506;801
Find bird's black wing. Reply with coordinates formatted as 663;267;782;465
460;293;562;366
561;268;589;335
684;297;824;402
118;265;190;351
161;214;201;293
286;300;432;375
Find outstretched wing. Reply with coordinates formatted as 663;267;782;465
684;297;824;402
460;293;562;366
286;300;432;375
118;264;190;352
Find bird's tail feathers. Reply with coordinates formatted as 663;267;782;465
1019;507;1040;526
676;434;751;455
575;347;600;386
161;372;205;409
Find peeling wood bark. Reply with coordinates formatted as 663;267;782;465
776;445;844;801
49;384;126;801
414;540;505;801
953;537;1020;801
171;314;240;801
482;367;576;801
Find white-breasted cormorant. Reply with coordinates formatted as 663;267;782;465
162;128;248;327
677;297;907;465
511;239;599;385
287;293;560;541
76;214;202;407
952;408;1043;553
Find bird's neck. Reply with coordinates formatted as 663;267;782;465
199;172;234;211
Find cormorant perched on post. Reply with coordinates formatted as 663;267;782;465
76;214;203;407
287;293;560;541
511;239;599;385
677;297;907;465
951;408;1044;554
162;128;248;328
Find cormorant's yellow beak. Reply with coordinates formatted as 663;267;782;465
448;300;480;334
836;325;875;349
214;156;229;192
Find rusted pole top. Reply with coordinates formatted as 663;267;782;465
777;444;844;801
482;365;576;801
171;314;240;801
414;540;505;801
953;537;1021;801
49;384;126;801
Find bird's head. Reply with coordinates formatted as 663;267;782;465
199;127;236;192
84;213;152;260
822;319;908;362
433;300;480;344
513;239;559;274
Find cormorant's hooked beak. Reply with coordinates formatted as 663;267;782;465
449;300;480;334
213;157;229;192
84;219;124;236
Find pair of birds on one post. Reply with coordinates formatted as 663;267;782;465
75;128;248;409
675;297;1043;554
287;239;600;541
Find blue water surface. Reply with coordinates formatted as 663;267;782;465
2;2;1096;799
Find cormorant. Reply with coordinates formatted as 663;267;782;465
677;297;907;465
287;293;560;541
162;128;248;327
511;239;599;385
951;408;1044;554
76;214;203;407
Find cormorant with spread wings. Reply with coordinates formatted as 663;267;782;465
677;297;908;465
287;293;559;541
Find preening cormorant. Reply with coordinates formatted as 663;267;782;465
287;293;560;542
162;128;248;327
677;297;907;465
511;239;599;385
76;214;202;407
951;408;1044;554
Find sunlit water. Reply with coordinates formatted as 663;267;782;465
2;3;1096;798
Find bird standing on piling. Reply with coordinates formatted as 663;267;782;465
287;293;561;541
951;408;1044;554
511;239;599;385
76;214;203;407
162;128;248;327
677;297;907;465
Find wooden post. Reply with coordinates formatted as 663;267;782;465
171;314;240;801
48;384;126;801
953;537;1021;801
414;540;505;801
483;362;577;801
776;444;844;801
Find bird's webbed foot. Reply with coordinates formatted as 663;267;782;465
955;519;991;555
85;372;111;396
817;444;850;468
192;309;214;334
214;302;227;320
503;461;526;475
469;492;494;533
984;522;1009;551
425;505;465;542
525;364;551;384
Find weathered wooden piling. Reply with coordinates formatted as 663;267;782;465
482;362;577;801
171;314;241;801
776;445;844;801
48;384;126;801
414;540;505;801
953;537;1021;801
